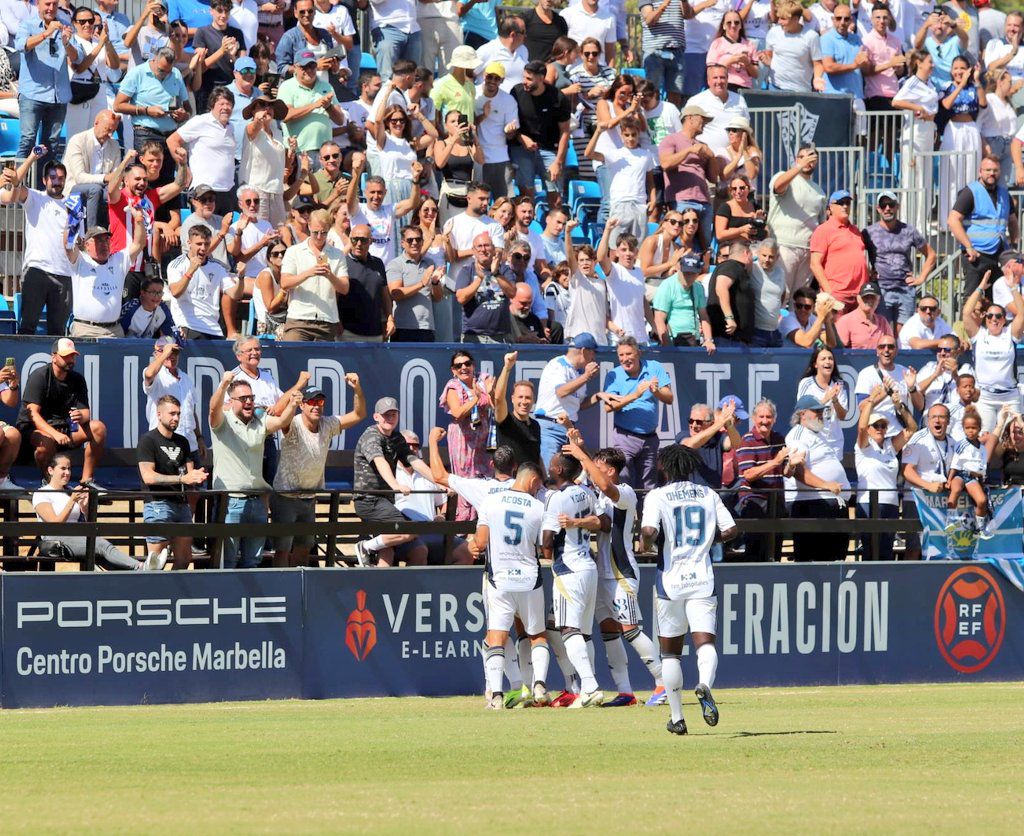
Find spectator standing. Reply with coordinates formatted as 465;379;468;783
836;281;893;349
228;185;279;286
902;401;953;559
180;185;232;267
168;0;212;33
138;394;208;570
166;86;238;215
914;8;965;92
253;240;288;337
763;0;826;92
948;155;1017;298
492;350;542;468
15;338;108;487
939;56;985;227
340;222;393;341
455;231;515;343
714;172;765;246
862;3;905;113
585;121;656;245
66;218;146;338
429;44;479;121
899;295;953;350
893;49;938;234
597;221;650;344
658;103;715;249
278;50;347;163
679;399;743;490
983;12;1024;101
143;337;204;472
854;337;925;438
749;238;785;347
63;110;122;230
474;62;518;199
476;15;528;93
166;225;244;339
524;0;568;63
510;60;570;205
272;377;366;567
121;275;176;337
65;9;121;144
191;0;246;108
735;399;788;563
819;4;868;108
563;218;609;345
768;144;827;297
352;396;434;567
566;37;615;134
981;69;1017;188
303;140;348;210
0;361;21;491
418;0;462;74
689;64;749;155
440;349;493;521
780;288;841;348
796;346;849;460
209;370;299;569
535;333;600;466
783;395;850;562
809;189;869;313
707;11;759;91
653;251;713;348
226;57;259;159
275;0;333;71
916;334;962;408
280;208;350;341
346;152;423;263
0;153;74;336
226;336;290;483
706;241;755;345
560;0;615;64
682;0;728;97
369;0;420;82
597;337;673;490
862;190;936;331
14;0;80;171
387;224;444;341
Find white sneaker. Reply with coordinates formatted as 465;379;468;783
568;690;604;709
144;547;169;571
0;475;20;492
354;540;373;566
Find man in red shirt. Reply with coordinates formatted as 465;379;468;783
835;281;893;349
809;189;869;312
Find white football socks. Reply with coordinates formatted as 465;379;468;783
531;641;550;688
662;655;684;723
484;645;505;697
696;643;718;689
364;536;386;552
504;636;522;690
564;633;598;693
602;632;632;694
517;635;533;687
545;628;577;691
624;627;664;687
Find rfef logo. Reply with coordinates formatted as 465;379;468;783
345;590;377;661
934;567;1006;674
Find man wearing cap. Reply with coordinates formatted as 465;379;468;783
192;0;246;110
430;45;480;121
352;395;435;567
475;15;529;93
596;337;673;490
659;103;717;248
949;154;1018;298
16;338;108;489
63;110;123;230
166;224;244;339
180;184;232;267
0;150;75;336
209;369;301;569
652;251;715;348
688;65;750;156
226;57;260;162
835;280;893;349
367;0;419;82
272;374;366;568
510;60;571;204
275;0;334;73
779;287;841;349
679;399;744;491
65;210;146;338
810;189;869;313
768;144;827;296
278;50;348;162
863;190;936;331
535;335;602;467
474;62;518;198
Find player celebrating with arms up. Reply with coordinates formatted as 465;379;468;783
641;445;737;735
474;462;550;711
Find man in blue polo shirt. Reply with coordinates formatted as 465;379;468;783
819;4;868;105
596;337;673;490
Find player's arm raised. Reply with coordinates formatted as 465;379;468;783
427;427;451;488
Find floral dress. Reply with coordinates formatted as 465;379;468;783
440;377;493;521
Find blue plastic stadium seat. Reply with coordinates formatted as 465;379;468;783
0;117;19;157
568;179;601;214
565;141;578;168
360;53;377;70
622;68;646;79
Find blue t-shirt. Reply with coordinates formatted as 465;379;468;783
820;28;864;99
167;0;212;32
603;359;671;436
462;0;498;41
925;34;962;91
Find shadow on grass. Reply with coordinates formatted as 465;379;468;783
727;730;839;738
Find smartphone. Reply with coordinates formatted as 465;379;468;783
4;357;14;368
807;141;816;153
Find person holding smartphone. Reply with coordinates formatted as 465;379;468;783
0;357;21;491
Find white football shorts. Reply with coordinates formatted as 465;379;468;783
551;570;597;631
595;576;642;625
656;595;718;638
485;584;546;635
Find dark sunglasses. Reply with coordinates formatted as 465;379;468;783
269;250;286;257
321;153;340;161
242;197;260;205
919;305;938;313
511;252;527;260
350;235;370;243
682;218;699;224
452;360;474;369
986;312;1005;320
665;218;682;225
879;200;898;209
878;344;896;350
404;235;423;243
582;50;600;57
689;418;712;425
937;346;954;353
295;206;314;213
794;302;813;310
870;421;889;430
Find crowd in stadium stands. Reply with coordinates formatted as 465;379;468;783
6;0;1024;572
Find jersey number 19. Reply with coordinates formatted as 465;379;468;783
673;505;706;547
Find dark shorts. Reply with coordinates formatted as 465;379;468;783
354;494;409;524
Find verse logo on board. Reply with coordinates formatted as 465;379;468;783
933;567;1006;674
345;589;377;661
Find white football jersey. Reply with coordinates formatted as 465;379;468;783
951;438;988;478
448;474;512;513
641;480;734;600
594;483;639;582
543;483;598;575
478;490;546;592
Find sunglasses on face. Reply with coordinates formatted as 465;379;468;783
937;346;954;353
242;197;260;205
725;20;741;25
269;250;286;258
452;360;473;369
870;421;889;430
511;252;527;260
404;235;423;244
196;195;216;203
665;218;682;226
582;51;600;57
730;184;749;190
350;235;370;243
296;206;313;214
304;397;326;406
238;69;256;76
795;302;813;310
232;395;255;403
986;312;1005;320
834;14;852;21
919;305;938;313
879;200;897;209
321;153;340;161
388;118;407;125
689;418;712;426
878;344;896;350
308;229;327;238
75;17;94;24
296;8;315;15
682;218;699;225
726;128;746;134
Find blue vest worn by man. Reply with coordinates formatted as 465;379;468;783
965;180;1010;255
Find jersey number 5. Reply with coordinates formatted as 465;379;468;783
673;505;705;547
503;510;525;546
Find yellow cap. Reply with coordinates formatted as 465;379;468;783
483;61;506;79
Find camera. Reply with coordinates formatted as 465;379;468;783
143;260;161;281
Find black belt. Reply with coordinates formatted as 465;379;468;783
74;317;119;327
614;426;657;439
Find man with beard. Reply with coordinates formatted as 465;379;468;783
902;402;955;560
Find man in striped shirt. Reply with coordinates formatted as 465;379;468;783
734;398;789;562
640;0;690;106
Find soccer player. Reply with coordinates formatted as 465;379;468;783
474;462;550;710
542;451;604;708
641;445;737;735
565;432;665;707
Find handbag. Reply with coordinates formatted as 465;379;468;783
441;179;469;209
70;80;100;104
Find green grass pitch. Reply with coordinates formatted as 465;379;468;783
1;682;1022;833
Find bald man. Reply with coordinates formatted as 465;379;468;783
509;283;552;343
340;223;394;342
454;232;518;343
64;109;123;228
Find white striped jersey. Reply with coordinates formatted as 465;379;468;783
478;490;545;591
951;438;987;479
594;483;638;582
543;483;597;575
641;480;734;600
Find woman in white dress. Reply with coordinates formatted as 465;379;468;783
241;96;289;226
892;49;938;234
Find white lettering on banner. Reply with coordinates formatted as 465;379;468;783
695;363;731;408
82;354;100;418
399;359;436;442
17;647;93;675
15;642;287;677
719;577;889;656
309;359;347;450
188;357;227;435
659;364;682;441
749;364;780;413
16;597;288;628
838;365;860;429
401;639;484;659
383;591;484;633
123;355;140;447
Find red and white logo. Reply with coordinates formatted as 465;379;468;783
345;590;377;662
934;567;1006;674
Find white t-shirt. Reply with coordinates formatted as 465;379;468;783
743;0;774;42
543;483;597;574
144;365;199;452
366;86;408;153
855;437;899;506
992;276;1017;310
474;89;518;164
565;270;609;345
230;0;260;49
33;488;83;523
607;262;648;343
378;134;417;182
312;4;356;42
604;145;655;205
536;355;588;421
72;250;132;324
479;489;545;591
474;40;529;92
784;423;850;504
339;98;372;151
685;1;731;53
22;189;74;276
232;218;275;279
766;170;826;249
984;37;1024;80
978;93;1017;138
972;328;1019;392
689;88;749;154
227;365;284;412
560;6;615;55
353;202;397;263
855;363;912;438
765;26;823;93
918;359;958;409
443;211;499;281
903;428;954;483
641;480;733;600
892;74;939;116
396;467;445;521
175;113;237;191
796;375;848;460
165;254;236;336
898;313;953;349
951;437;988;478
368;0;419;32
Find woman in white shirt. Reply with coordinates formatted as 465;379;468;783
979;68;1020;187
67;10;122;139
241;96;289;226
893;49;939;234
33;453;153;571
372;102;436;228
254;240;288;337
796;346;849;459
854;383;917;561
563;217;609;345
